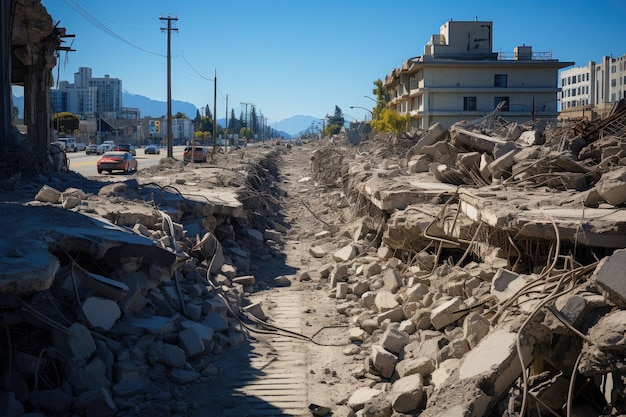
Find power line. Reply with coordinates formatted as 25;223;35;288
61;0;164;57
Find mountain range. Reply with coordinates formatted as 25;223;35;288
12;92;322;138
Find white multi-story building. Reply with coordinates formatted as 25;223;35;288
383;20;573;130
51;67;122;118
560;54;626;120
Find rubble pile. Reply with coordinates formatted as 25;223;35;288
304;112;626;416
0;152;288;417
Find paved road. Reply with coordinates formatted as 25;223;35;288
65;146;185;176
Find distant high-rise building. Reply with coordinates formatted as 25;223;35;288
50;67;122;118
560;54;626;120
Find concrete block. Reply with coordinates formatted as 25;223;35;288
113;360;148;383
361;291;376;309
147;341;186;368
352;280;370;297
407;154;432;173
169;369;201;384
336;282;349;299
382;268;403;293
430;297;464;330
374;290;400;312
68;357;109;394
179;327;205;357
333;244;358;262
35;185;61;204
430;358;460;388
112;381;144;398
517;130;544;147
29;388;72;413
363;262;382;278
596;166;626;206
242;302;268;321
390;373;425;413
348;387;383;411
376;307;405;324
232;275;256;287
459;329;532;408
488;148;520;178
309;246;327;258
381;328;409;355
463;312;491;349
52;322;96;361
593;249;626;308
395;356;435;378
75;388;117;417
246;228;264;242
370;345;397;378
82;297;121;331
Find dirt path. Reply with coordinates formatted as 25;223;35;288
189;142;360;417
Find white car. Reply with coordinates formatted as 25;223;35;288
85;144;98;154
96;143;112;154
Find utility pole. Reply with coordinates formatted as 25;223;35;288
240;102;254;142
160;14;178;158
240;102;250;132
212;69;217;156
224;94;228;150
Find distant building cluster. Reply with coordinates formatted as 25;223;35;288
51;67;125;119
50;67;192;145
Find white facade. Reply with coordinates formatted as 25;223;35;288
384;20;573;130
560;54;626;119
50;67;122;118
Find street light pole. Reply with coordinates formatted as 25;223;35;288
350;106;373;119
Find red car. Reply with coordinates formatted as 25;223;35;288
183;146;209;163
97;151;138;174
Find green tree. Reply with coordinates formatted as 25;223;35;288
228;109;238;133
174;112;188;119
52;112;79;135
325;106;345;135
370;108;410;134
250;106;258;134
371;79;390;120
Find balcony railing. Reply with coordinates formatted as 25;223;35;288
497;50;554;61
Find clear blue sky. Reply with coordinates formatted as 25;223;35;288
38;0;625;123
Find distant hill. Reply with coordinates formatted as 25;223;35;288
272;115;324;137
123;91;198;119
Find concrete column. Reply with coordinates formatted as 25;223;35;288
0;0;13;145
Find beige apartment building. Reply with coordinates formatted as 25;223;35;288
383;20;573;130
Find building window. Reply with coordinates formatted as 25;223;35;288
494;97;509;111
494;74;508;88
612;79;617;87
463;97;477;111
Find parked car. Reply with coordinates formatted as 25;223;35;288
144;144;160;155
76;142;86;151
85;144;98;154
50;141;66;151
114;143;136;156
183;146;209;163
57;137;77;152
97;151;138;174
96;144;112;154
